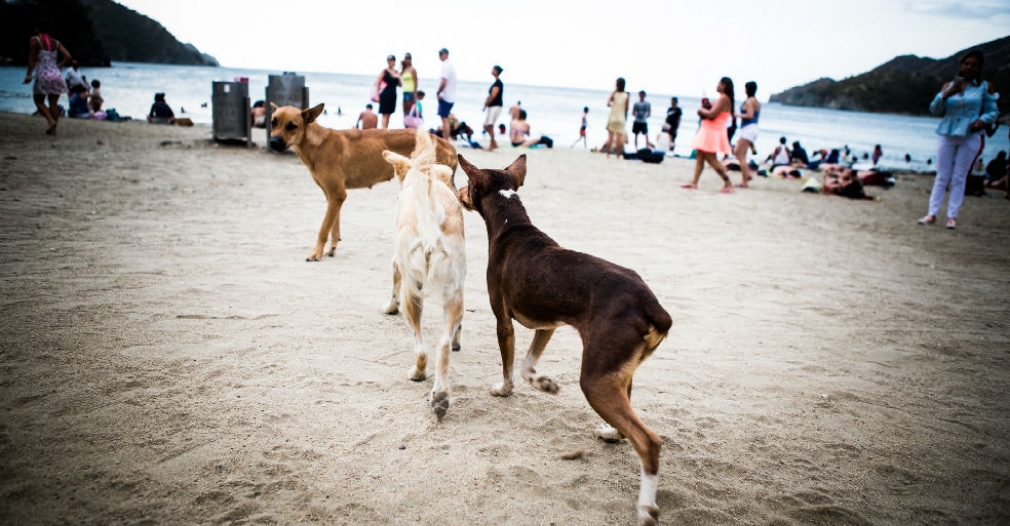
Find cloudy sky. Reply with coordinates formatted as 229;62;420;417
115;0;1009;97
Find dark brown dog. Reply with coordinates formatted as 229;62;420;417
268;103;458;261
457;154;672;525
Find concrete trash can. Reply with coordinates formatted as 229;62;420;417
265;73;310;146
212;81;252;147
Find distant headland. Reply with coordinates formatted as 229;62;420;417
770;34;1009;116
0;0;218;67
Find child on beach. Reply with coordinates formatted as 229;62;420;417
571;106;588;148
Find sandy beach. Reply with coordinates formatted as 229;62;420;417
1;112;1008;525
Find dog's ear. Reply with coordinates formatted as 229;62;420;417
303;104;325;124
457;185;475;211
270;102;279;111
382;150;411;182
503;154;527;188
457;155;488;187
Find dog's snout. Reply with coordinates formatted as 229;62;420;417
268;136;288;152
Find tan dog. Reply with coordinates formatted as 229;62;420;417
381;130;465;418
457;154;672;525
268;103;458;261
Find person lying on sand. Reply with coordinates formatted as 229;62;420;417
822;169;875;200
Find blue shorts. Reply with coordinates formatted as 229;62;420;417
437;99;454;118
403;92;415;103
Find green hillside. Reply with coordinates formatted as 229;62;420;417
770;35;1010;116
0;0;217;67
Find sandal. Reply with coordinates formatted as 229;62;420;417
917;215;936;226
719;186;734;194
945;218;956;230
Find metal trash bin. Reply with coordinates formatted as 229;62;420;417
265;73;310;146
212;81;252;147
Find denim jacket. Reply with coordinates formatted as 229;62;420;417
929;80;999;137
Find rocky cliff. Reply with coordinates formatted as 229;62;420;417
0;0;218;67
770;34;1010;116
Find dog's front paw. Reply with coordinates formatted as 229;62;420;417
637;504;659;526
594;423;624;443
383;302;399;315
306;253;322;262
531;375;559;395
431;390;449;419
490;382;513;397
409;365;426;382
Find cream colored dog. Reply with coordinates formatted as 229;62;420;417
381;129;465;418
268;103;457;261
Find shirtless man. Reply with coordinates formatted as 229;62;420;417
356;103;378;129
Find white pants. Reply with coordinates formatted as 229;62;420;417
928;133;981;219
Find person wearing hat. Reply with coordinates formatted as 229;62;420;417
436;48;457;142
482;65;504;151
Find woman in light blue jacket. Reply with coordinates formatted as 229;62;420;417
919;49;999;230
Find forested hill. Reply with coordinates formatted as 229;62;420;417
769;34;1009;116
0;0;218;67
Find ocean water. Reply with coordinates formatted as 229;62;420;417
2;62;1007;172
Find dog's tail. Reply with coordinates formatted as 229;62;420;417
642;297;672;355
409;129;443;254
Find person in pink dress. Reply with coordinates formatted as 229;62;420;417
23;25;73;135
682;77;735;193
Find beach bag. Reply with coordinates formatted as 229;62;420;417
106;108;120;122
370;81;386;103
636;148;664;164
404;104;422;129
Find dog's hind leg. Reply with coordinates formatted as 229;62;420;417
384;260;401;315
581;344;661;526
520;328;559;394
402;291;427;381
431;288;463;418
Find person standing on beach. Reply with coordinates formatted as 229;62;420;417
482;65;504;151
663;97;683;153
632;91;654;150
23;25;72;136
375;54;401;129
605;77;629;159
872;144;883;165
400;53;418;116
571;106;589;148
918;49;999;230
436;48;457;142
733;81;760;187
682;77;735;193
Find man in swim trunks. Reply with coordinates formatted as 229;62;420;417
482;65;504;151
632;91;653;150
436;48;457;142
